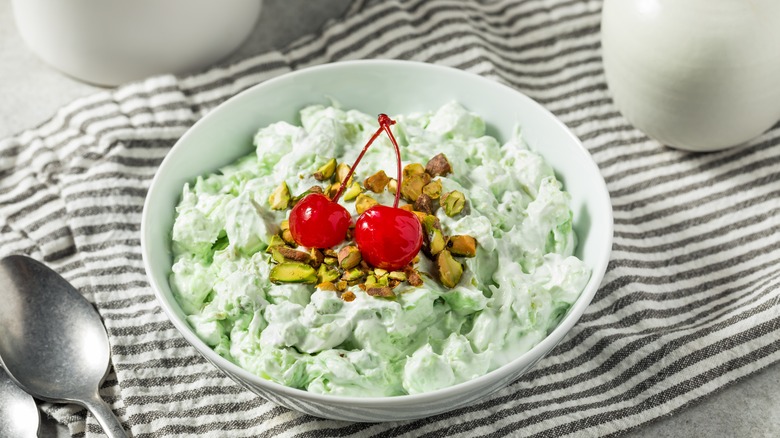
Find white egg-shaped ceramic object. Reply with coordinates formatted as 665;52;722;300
602;0;780;151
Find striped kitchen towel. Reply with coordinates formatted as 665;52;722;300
2;0;779;436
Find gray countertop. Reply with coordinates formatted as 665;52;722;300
2;1;779;437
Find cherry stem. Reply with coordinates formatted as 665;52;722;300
331;114;402;206
378;114;403;208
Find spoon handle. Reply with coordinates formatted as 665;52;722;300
83;392;129;438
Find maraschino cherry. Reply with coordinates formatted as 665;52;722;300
288;192;350;248
354;115;423;271
288;116;390;248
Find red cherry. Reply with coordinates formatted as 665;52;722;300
354;205;423;271
289;193;351;248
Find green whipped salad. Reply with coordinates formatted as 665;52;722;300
169;102;590;396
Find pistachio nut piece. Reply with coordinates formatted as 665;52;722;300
425;153;452;177
448;235;477;257
414;193;434;215
364;170;391;193
317;263;341;283
281;229;296;246
309;248;325;267
421;215;444;256
268;181;291;210
343;182;362;201
275;246;312;263
367;286;395;299
401;173;429;202
387;178;398;194
402;162;425;179
270;262;318;284
336;163;352;183
342;268;366;282
265;234;286;253
388;271;406;281
441;190;466;217
355;194;378;214
317;281;339;292
314;158;337;181
404;267;424;286
435;250;463;288
338;245;362;270
422;180;442;199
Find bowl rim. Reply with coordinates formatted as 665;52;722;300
141;59;614;407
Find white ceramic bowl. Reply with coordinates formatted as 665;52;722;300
141;60;613;422
12;0;262;86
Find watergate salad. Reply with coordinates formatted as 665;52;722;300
169;102;590;396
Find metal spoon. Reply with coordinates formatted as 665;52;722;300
0;365;39;438
0;255;128;438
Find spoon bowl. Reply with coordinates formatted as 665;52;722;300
0;255;128;438
0;366;39;438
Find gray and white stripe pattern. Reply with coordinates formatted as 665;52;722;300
2;0;779;436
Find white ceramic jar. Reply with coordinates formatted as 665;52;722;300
12;0;262;86
601;0;780;151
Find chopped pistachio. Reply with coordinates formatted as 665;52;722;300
276;246;312;263
421;215;443;255
317;281;339;291
387;178;398;194
317;263;341;283
355;194;378;214
268;182;291;210
291;186;324;205
413;211;427;222
400;173;430;202
422;180;443;199
270;262;317;284
435;250;463;288
405;267;423;286
367;287;395;298
343;182;362;201
425;153;452;177
281;229;296;246
314;158;337;181
374;268;388;277
281;220;290;231
448;235;477;257
403;163;425;179
323;256;338;266
326;182;340;199
338;246;362;270
428;228;446;257
336;163;352;183
364;275;378;289
388;271;406;281
323;249;337;258
270;248;286;264
441;190;466;216
414;193;434;215
309;248;325;267
340;290;356;302
342;268;366;282
399;204;414;212
335;280;348;291
364;170;391;193
265;235;286;252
